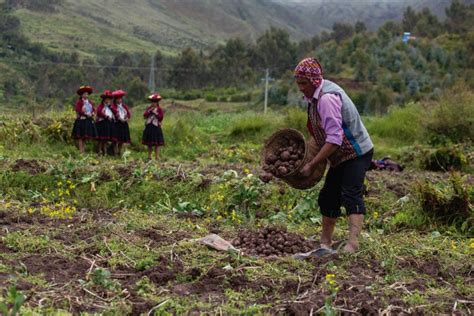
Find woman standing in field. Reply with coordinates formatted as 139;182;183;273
111;89;131;156
295;57;374;253
95;90;117;156
142;93;165;160
71;85;97;153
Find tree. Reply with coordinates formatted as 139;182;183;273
209;38;253;87
112;52;133;75
354;21;367;34
127;77;149;104
352;48;370;81
254;27;297;76
402;6;418;31
445;0;474;34
3;79;19;101
171;48;207;89
413;8;443;38
332;22;354;43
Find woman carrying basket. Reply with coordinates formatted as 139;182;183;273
295;57;374;253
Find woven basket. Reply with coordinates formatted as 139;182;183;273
262;129;326;190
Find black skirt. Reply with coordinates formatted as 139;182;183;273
115;121;131;144
96;119;117;141
72;118;97;140
142;124;164;146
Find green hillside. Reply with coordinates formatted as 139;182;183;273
5;0;465;57
8;0;318;56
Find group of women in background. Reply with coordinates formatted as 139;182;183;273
71;86;165;160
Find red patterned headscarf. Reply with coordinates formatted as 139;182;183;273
294;57;324;88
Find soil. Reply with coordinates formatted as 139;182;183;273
11;159;46;175
115;165;133;178
138;228;190;246
21;254;89;284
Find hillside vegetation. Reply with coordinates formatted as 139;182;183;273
1;0;466;56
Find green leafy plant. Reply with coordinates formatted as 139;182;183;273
0;285;26;316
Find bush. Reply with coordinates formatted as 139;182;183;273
205;93;218;102
229;93;251;103
416;173;473;232
420;145;469;171
424;84;474;145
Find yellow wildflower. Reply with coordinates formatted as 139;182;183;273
325;274;336;286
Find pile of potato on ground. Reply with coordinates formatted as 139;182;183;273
232;226;316;256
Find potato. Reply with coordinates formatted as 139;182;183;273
277;166;288;175
280;151;291;161
259;172;272;183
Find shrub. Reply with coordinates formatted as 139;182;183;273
416;173;473;232
424;84;474;145
229;93;251;103
420;144;469;171
205;93;218;102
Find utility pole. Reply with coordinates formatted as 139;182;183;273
264;68;269;115
148;53;156;93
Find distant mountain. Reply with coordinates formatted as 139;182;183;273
272;0;471;30
5;0;468;57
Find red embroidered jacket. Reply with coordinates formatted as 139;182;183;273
74;99;95;119
143;105;164;127
96;103;115;122
111;103;131;122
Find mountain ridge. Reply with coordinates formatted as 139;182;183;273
4;0;469;57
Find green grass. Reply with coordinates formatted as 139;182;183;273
15;9;163;57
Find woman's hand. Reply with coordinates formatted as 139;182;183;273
300;162;314;177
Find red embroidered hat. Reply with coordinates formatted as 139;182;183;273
100;90;114;99
77;85;93;96
112;90;126;98
147;93;162;102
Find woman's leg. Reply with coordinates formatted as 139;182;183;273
147;146;153;160
100;141;107;155
154;146;160;160
318;166;343;248
340;150;373;253
78;139;85;153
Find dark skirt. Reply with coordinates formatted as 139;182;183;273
142;124;164;146
72;118;97;140
96;119;117;141
115;121;131;144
